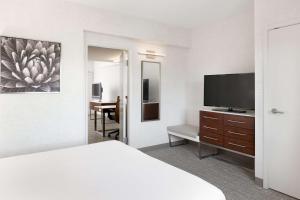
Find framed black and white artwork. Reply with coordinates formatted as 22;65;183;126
0;36;61;93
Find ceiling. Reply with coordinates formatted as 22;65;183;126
65;0;253;29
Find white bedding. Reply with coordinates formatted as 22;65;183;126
0;141;225;200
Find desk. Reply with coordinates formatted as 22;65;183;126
90;101;116;110
94;104;116;137
90;101;116;126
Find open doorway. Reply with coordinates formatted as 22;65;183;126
87;46;128;144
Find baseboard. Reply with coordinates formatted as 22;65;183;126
255;177;263;187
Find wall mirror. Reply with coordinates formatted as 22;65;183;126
141;61;161;122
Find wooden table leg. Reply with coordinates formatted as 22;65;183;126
102;109;105;137
94;110;97;131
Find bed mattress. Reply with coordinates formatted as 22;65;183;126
0;141;225;200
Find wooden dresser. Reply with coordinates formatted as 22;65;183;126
200;110;255;157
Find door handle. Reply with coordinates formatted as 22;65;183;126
271;108;284;114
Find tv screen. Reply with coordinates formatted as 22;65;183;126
92;83;103;100
204;73;255;110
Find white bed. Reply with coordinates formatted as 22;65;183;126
0;141;225;200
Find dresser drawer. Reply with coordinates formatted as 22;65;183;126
200;111;223;134
200;130;223;146
224;126;254;142
223;114;254;130
224;137;254;155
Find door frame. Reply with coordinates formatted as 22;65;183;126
262;18;300;189
83;31;132;145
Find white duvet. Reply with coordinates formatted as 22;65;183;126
0;141;225;200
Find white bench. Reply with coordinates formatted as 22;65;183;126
167;125;199;147
168;125;221;159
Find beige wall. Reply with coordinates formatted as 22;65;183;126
186;3;255;126
0;0;190;157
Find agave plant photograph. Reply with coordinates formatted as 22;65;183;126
0;36;61;93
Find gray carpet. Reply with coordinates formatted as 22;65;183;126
143;144;296;200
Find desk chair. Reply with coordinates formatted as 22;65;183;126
108;96;120;139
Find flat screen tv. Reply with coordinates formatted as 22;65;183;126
204;73;254;112
92;82;103;100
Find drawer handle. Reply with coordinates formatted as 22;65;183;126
228;131;246;136
203;136;218;141
203;116;218;120
228;142;246;148
203;125;218;131
228;120;245;124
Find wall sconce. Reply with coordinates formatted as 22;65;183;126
138;50;165;59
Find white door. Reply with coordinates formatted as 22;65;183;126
118;51;128;143
265;23;300;199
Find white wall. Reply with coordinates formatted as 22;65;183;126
93;62;121;102
85;32;188;148
0;0;190;157
255;0;300;179
186;4;255;126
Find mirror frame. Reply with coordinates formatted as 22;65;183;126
141;61;161;122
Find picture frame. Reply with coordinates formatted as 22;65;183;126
0;36;61;93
